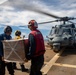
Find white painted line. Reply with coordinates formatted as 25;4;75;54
41;49;64;75
54;63;76;68
44;62;48;64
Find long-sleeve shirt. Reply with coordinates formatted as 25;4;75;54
0;33;12;56
27;34;36;59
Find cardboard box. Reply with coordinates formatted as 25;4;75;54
2;39;29;63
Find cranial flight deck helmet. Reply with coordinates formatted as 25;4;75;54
28;20;38;29
4;26;12;33
15;30;21;36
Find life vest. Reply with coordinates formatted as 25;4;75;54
14;36;21;40
30;30;45;57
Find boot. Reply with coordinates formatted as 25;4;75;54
20;64;29;72
12;63;17;69
10;74;14;75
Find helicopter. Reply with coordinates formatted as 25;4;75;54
46;17;76;52
38;16;76;52
26;8;76;52
29;10;76;52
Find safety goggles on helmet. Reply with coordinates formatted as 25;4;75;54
28;20;38;28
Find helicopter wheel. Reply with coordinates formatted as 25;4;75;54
53;45;60;53
73;43;76;48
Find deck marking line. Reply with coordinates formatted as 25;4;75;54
41;49;64;75
54;63;76;68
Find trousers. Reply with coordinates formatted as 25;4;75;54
30;55;44;75
0;56;14;75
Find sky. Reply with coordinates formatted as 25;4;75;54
0;0;76;39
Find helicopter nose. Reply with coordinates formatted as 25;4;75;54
64;37;67;40
69;37;73;41
50;38;53;40
69;37;72;40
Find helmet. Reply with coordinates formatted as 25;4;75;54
15;30;21;36
28;20;38;29
4;26;12;33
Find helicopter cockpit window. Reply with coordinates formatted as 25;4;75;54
50;28;57;35
50;27;58;35
62;29;71;35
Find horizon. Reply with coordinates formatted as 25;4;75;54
0;26;50;40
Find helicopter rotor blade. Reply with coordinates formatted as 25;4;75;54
0;0;8;4
22;4;61;19
1;0;61;19
32;9;61;19
68;21;76;24
19;2;61;19
68;21;74;24
38;20;59;24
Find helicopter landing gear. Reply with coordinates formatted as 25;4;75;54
73;43;76;48
53;45;60;53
